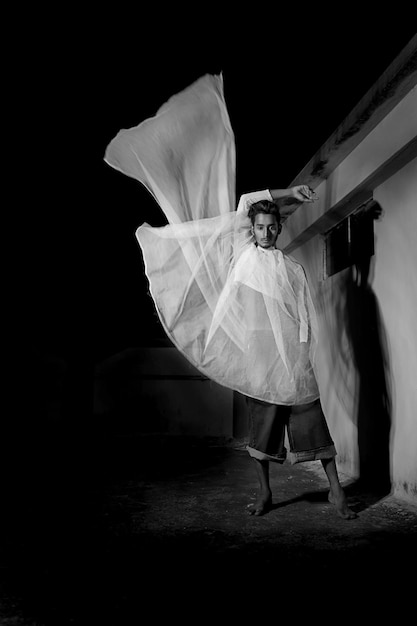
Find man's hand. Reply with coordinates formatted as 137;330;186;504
292;185;318;203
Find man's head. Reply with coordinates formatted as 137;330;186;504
248;200;282;249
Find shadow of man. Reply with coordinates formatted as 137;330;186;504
343;202;392;500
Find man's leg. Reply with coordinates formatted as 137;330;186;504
247;458;272;516
321;457;357;519
289;399;357;520
245;397;287;515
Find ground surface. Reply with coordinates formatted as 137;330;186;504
1;435;416;624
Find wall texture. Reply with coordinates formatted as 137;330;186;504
281;87;417;503
373;158;417;501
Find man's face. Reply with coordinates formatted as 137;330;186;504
252;213;280;249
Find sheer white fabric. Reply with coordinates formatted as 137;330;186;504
104;74;320;405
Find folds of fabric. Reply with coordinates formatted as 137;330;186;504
104;73;320;405
104;74;235;223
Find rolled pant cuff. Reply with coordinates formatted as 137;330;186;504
246;445;286;464
288;444;337;465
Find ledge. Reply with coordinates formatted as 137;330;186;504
278;36;417;223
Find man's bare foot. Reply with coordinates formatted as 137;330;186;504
328;489;357;520
247;491;272;516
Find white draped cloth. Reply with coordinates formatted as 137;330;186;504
104;74;320;405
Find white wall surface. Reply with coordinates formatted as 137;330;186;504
373;158;417;501
285;108;417;502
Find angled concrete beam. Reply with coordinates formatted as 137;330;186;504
279;35;417;222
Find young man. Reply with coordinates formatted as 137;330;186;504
238;186;357;520
105;74;356;520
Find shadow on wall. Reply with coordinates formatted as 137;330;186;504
323;202;392;497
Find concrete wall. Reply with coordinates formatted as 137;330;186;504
373;158;417;501
280;86;417;503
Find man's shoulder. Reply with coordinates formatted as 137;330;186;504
281;251;305;271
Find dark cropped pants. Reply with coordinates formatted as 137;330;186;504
246;397;337;464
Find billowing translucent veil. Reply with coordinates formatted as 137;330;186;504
104;74;320;405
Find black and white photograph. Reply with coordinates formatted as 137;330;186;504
2;15;417;625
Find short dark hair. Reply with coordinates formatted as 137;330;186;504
248;200;281;226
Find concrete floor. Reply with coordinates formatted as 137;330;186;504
1;434;416;625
